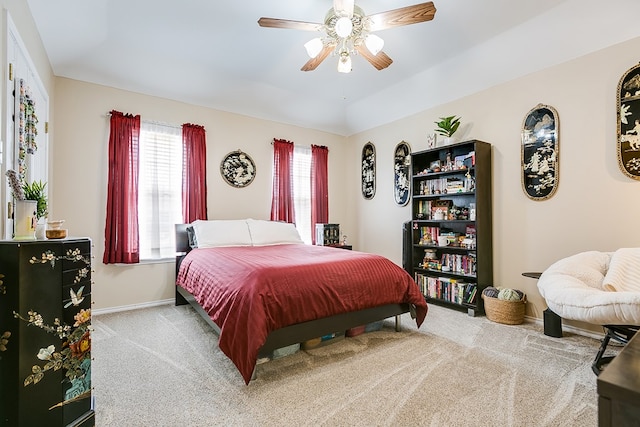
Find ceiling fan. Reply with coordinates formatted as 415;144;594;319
258;1;437;73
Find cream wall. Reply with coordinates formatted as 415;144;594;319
349;35;640;331
52;78;348;310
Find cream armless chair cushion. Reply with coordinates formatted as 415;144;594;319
537;249;640;326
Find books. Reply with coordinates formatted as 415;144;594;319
414;274;477;306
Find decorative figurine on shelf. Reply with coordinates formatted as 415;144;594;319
426;133;436;149
341;235;348;245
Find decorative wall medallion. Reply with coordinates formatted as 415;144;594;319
521;104;559;200
393;141;411;206
617;62;640;180
220;150;256;188
361;142;376;199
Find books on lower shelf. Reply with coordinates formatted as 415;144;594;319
414;273;478;306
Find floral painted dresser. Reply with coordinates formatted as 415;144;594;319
0;238;94;426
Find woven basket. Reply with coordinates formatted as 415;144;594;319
482;294;526;325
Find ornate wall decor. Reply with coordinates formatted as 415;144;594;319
361;142;376;199
393;141;411;206
521;104;559;200
16;79;39;181
617;62;640;180
220;150;256;188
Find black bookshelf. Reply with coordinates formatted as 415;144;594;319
407;140;493;316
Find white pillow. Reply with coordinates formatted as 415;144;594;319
247;219;303;246
191;219;252;247
602;248;640;292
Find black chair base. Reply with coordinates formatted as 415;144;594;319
592;325;639;375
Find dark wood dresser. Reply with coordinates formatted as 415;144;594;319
597;331;640;426
0;238;94;426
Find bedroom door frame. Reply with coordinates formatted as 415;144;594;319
2;11;49;239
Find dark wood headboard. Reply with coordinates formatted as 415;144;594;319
175;224;191;288
175;223;190;254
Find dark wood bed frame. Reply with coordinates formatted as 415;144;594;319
174;224;410;360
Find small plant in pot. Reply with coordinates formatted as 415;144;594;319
22;180;48;239
22;180;48;220
434;115;462;145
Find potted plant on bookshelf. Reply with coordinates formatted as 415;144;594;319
434;115;462;146
22;180;48;239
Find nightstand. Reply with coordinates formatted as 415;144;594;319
328;244;352;250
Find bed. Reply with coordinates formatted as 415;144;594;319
174;219;428;384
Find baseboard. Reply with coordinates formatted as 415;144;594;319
92;299;174;316
524;315;604;340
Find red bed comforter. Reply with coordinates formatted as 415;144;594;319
176;244;428;383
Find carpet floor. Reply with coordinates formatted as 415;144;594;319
92;303;606;426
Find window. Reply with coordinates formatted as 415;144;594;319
293;145;312;244
138;122;183;260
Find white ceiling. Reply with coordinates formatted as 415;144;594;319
25;0;640;136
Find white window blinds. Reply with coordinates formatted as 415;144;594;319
293;145;312;244
138;121;183;260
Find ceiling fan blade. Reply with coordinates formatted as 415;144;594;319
333;0;354;17
258;17;323;32
301;45;335;72
367;2;437;32
355;45;393;70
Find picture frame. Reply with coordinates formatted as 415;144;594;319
361;142;376;199
393;141;411;206
521;103;559;200
617;62;640;180
431;199;451;220
220;150;256;188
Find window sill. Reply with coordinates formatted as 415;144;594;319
139;257;175;264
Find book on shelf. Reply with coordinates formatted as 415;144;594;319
414;273;471;305
418;226;440;245
463;283;477;305
417;200;431;219
440;253;477;276
446;177;465;193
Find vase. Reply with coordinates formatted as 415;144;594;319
14;200;37;240
440;136;458;146
35;219;46;240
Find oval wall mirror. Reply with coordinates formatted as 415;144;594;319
361;142;376;199
521;103;560;200
617;62;640;180
393;141;411;206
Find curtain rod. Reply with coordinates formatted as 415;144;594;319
105;112;181;130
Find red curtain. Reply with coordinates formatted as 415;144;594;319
270;138;295;222
103;111;141;264
182;123;208;223
311;145;329;243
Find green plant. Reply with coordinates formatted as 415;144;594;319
22;180;48;219
434;116;462;137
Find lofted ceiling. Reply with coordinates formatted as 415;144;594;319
25;0;640;136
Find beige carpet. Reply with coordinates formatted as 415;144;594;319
92;303;605;426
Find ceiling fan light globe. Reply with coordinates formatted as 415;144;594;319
337;53;352;73
334;16;353;38
365;34;384;56
304;38;324;58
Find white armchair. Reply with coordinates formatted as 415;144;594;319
537;249;640;374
